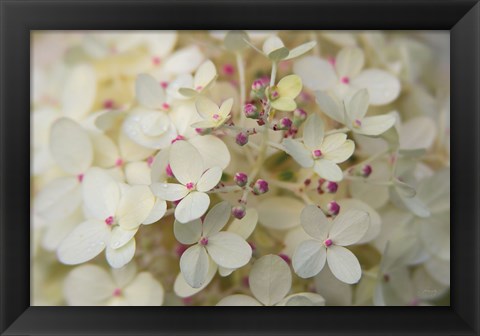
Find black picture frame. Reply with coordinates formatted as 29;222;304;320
1;0;478;335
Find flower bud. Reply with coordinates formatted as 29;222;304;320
326;201;340;216
235;132;249;146
234;172;248;187
232;205;246;219
267;86;280;101
251;79;264;92
243;103;259;119
278;253;291;265
293;108;307;127
361;164;373;178
252;179;269;195
273;117;292;131
321;181;338;194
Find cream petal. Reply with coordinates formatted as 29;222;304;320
188;135;231;170
303;113;325;150
61;64;97;121
329;209;370;246
174;192;210;224
206;232;252;269
169;140;204;185
292;240;327;278
323;139;355;164
196;167;222;192
313;159;344;182
124;273;164;306
282;139;313;168
180;245;210;288
135;73;166;110
105;238;136;269
174;218;202;245
216;294;262;306
82;168;120;220
117;185;155;230
150;183;189;202
300;204;330;240
326;245;362;284
351;69;401;105
294;56;337;91
335;47;365;78
202;201;231;237
258;196;304;230
142;198;167;225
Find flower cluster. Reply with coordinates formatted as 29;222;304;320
32;31;450;306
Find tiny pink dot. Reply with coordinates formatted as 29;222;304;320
327;56;336;66
340;76;350;84
103;99;115;109
195;85;203;91
324;239;333;247
161;103;170;110
152;56;161;65
186;182;195;190
112;288;122;297
212;114;220;120
313;149;322;158
354;119;362;127
160;81;169;89
146;156;154;167
115;158;124;167
199;237;208;246
77;174;84;183
222;64;235;76
105;216;114;226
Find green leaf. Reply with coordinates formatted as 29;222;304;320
268;47;289;61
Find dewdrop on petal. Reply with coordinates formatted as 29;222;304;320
234;172;248;187
252;179;269;195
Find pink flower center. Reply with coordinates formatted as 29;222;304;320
152;56;161;65
160;81;169;89
212;114;220;120
161;102;170;111
171;135;185;144
195;85;203;91
222;64;235;76
146;156;154;167
77;174;84;183
312;149;322;158
112;288;122;297
105;216;114;226
327;56;336;66
324;238;333;247
165;164;174;177
103;99;115;109
115;158;124;167
186;182;195;190
199;237;208;246
340;76;350;84
353;119;362;128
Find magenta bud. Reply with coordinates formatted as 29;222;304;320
234;172;248;187
251;79;264;91
235;132;249;146
243;103;259;119
232;205;246;219
326;201;340;216
165;164;174;178
361;164;373;178
321;181;338;194
278;253;291;265
274;117;292;131
293;108;308;126
252;179;269;195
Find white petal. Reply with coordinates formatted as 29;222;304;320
206;232;251;269
346;88;369;121
315;91;345;124
34;177;82;222
303;114;324;150
110;226;138;250
294;56;337;91
219;98;234;118
173;260;217;298
164;46;204;75
357;114;396;136
61;64;97;120
124;162;151;185
228;208;258;239
117;185;155;230
143;198;167;225
323;140;355;163
216;294;262;306
174;218;202;245
301;204;330;240
202;201;231;237
196;167;222;192
180;245;209;288
194;60;217;90
82;168;120;220
258;196;304;230
314;267;352;306
118;128;156;160
337;199;381;244
279;293;326;306
351;69;401;105
292;240;327;278
50;118;93;175
151;183;189;202
189;135;231;170
195;96;218;119
282;139;313;168
175;192;210;223
320;133;348;154
399;116;437;150
218;266;234;277
106;238;136;269
124;273;164;306
249;254;292;306
284;41;317;60
335;47;365;78
313;160;344;182
64;264;115;306
90;132;120;168
57;219;109;265
262;35;285;55
326;245;361;284
169;140;204;185
41;209;82;251
329;209;370;246
135;74;165;110
150;148;170;183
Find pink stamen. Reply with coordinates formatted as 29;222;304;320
161;102;170;111
340;76;350;84
195;85;203;91
146;156;154;167
354;119;362;127
105;216;114;226
186;182;195;190
278;253;291;265
170;135;185;144
313;149;322;158
103;99;115;109
77;174;84;183
222;64;235;76
324;238;333;247
160;81;169;89
165;164;174;178
152;56;161;66
327;56;336;66
212;114;220;120
199;237;208;246
115;158;124;167
112;288;122;297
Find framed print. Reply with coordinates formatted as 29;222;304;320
1;0;479;335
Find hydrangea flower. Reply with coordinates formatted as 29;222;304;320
177;60;217;98
151;140;222;223
282;114;355;181
294;47;401;105
292;205;370;284
174;202;252;288
268;75;303;112
57;168;155;268
261;35;317;61
192;96;233;129
315;89;396;136
217;254;325;306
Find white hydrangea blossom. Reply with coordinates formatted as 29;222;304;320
31;30;450;307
